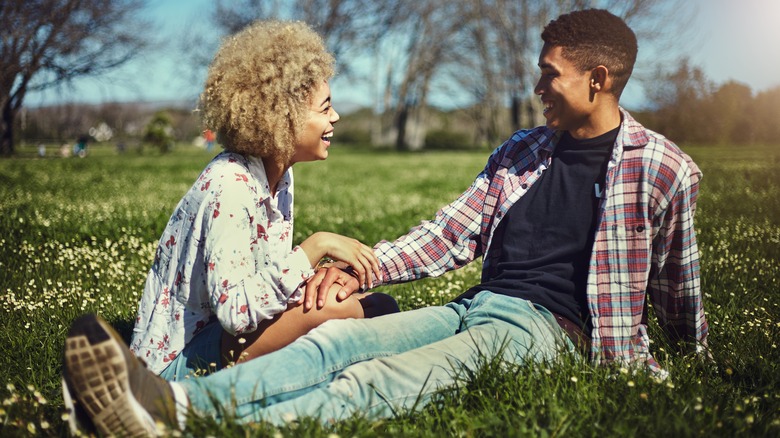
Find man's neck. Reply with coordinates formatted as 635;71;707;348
568;106;622;140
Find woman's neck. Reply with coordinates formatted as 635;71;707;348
262;157;290;197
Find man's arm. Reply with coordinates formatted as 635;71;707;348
372;142;513;285
301;174;490;306
647;156;708;353
303;143;510;306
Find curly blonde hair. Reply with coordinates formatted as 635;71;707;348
200;20;335;163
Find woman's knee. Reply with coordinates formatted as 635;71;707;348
300;286;365;321
358;292;400;318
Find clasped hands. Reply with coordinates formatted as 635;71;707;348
299;262;380;311
297;231;381;311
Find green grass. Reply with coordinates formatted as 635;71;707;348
0;142;778;436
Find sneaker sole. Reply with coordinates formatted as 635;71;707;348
62;375;97;436
63;314;159;437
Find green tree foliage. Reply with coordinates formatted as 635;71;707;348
642;59;713;143
638;58;780;146
144;111;175;153
752;87;780;143
709;81;753;145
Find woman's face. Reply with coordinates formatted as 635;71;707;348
291;81;340;164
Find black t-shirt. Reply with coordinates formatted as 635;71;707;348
458;127;618;330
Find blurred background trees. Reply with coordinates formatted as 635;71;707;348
635;58;780;146
188;0;703;150
8;0;780;155
0;0;150;155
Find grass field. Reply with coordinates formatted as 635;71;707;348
1;142;778;436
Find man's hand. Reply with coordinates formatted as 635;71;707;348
301;265;361;311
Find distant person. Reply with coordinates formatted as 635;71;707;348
62;20;398;435
37;143;46;157
74;135;89;158
63;9;707;435
60;143;71;158
203;128;216;151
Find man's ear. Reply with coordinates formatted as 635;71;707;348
590;65;609;92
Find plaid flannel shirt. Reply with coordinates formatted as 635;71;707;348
374;109;708;372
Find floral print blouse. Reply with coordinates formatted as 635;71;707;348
130;152;314;373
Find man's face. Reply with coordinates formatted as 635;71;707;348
534;44;594;136
292;80;340;164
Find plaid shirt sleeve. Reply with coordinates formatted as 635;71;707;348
646;153;708;353
373;146;506;285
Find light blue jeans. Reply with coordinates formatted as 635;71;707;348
177;291;574;425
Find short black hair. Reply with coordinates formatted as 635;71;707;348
541;9;638;98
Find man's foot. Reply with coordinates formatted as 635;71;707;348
62;314;178;437
62;375;97;436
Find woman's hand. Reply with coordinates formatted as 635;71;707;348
299;232;381;309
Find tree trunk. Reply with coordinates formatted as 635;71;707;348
510;95;521;133
395;104;409;151
1;101;15;156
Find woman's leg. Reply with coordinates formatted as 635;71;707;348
159;321;223;381
221;284;399;365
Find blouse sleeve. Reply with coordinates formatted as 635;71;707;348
201;181;313;336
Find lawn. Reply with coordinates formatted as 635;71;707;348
0;142;778;436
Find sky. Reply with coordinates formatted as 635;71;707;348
684;0;780;93
25;0;780;111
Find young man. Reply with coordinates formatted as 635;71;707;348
63;9;707;435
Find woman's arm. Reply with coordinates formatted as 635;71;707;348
298;231;381;295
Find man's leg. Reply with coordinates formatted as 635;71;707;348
178;303;463;420
62;293;572;434
63;315;179;436
221;289;398;366
248;292;573;425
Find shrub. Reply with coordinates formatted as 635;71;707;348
424;129;474;150
336;128;372;146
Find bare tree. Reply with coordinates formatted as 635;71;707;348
0;0;150;156
370;0;464;150
450;0;539;145
181;0;696;151
185;0;399;79
450;0;695;144
175;0;403;146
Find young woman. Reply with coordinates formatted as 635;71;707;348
129;20;398;381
